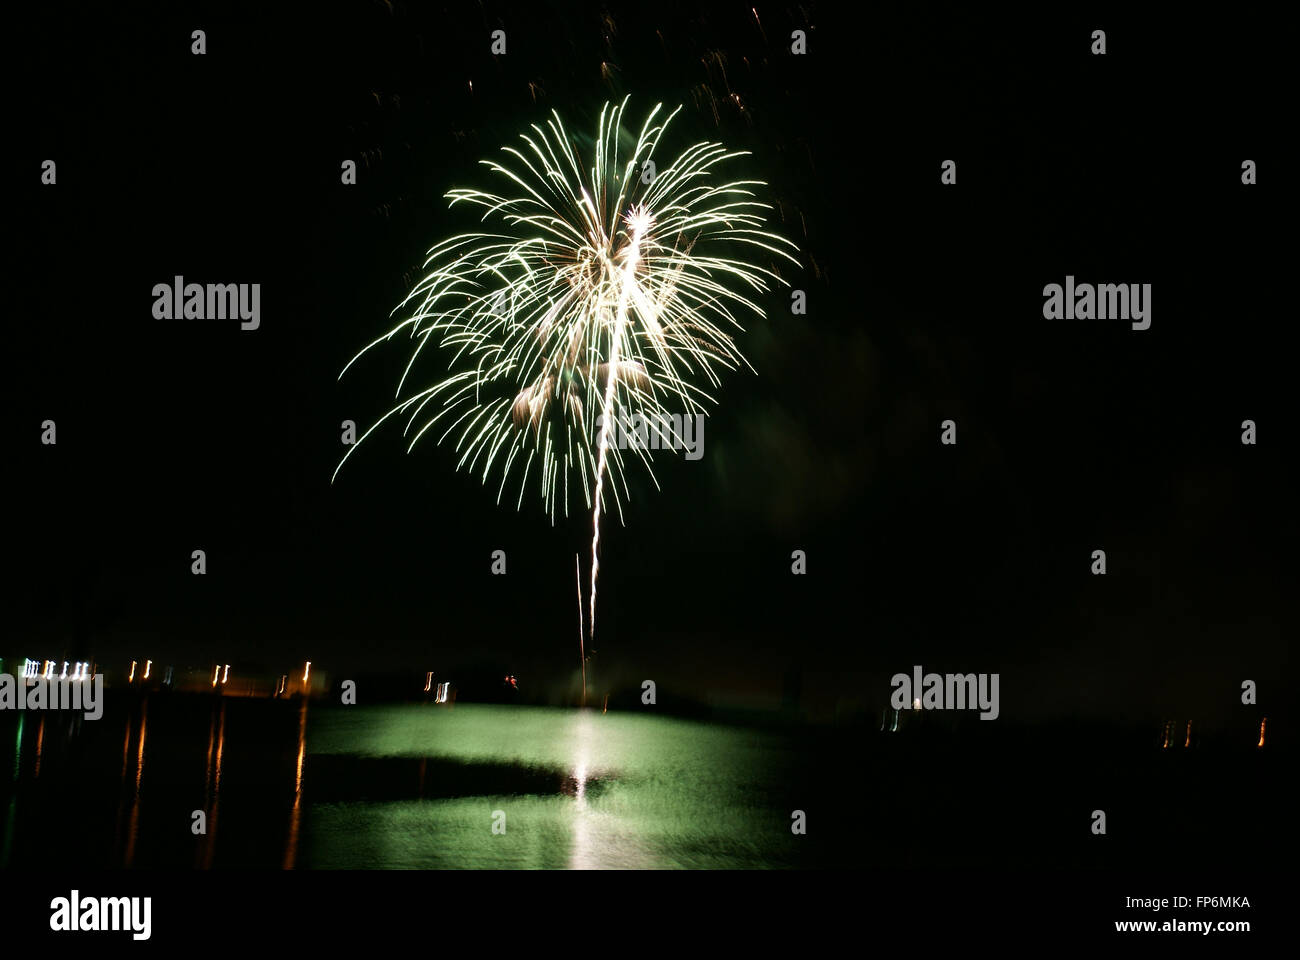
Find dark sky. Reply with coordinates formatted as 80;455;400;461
12;3;1292;724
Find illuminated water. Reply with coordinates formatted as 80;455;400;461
0;698;811;870
303;703;807;869
2;695;1281;869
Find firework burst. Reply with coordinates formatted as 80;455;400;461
337;97;798;640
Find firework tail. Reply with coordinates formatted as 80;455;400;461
575;552;586;707
588;209;650;641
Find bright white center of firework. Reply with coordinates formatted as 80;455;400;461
624;204;653;238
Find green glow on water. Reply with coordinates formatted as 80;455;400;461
304;705;801;869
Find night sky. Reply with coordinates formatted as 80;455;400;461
13;4;1291;726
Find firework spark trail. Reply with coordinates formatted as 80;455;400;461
589;205;651;639
575;552;586;706
337;97;799;649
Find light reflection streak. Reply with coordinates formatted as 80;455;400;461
33;717;45;779
199;703;226;869
568;711;594;869
124;700;148;867
282;698;309;869
564;710;651;869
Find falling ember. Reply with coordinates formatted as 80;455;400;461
1184;721;1191;748
128;661;137;683
336;98;798;652
222;664;230;685
303;661;312;689
211;666;220;687
143;660;151;681
1258;718;1266;748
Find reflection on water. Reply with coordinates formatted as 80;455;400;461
33;717;45;779
565;709;653;869
0;696;1287;870
123;699;147;867
282;698;308;869
303;703;793;869
0;698;805;869
198;701;225;869
568;709;594;870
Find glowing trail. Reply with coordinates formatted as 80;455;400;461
575;553;586;706
589;205;651;639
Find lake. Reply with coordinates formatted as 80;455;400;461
1;693;1283;870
